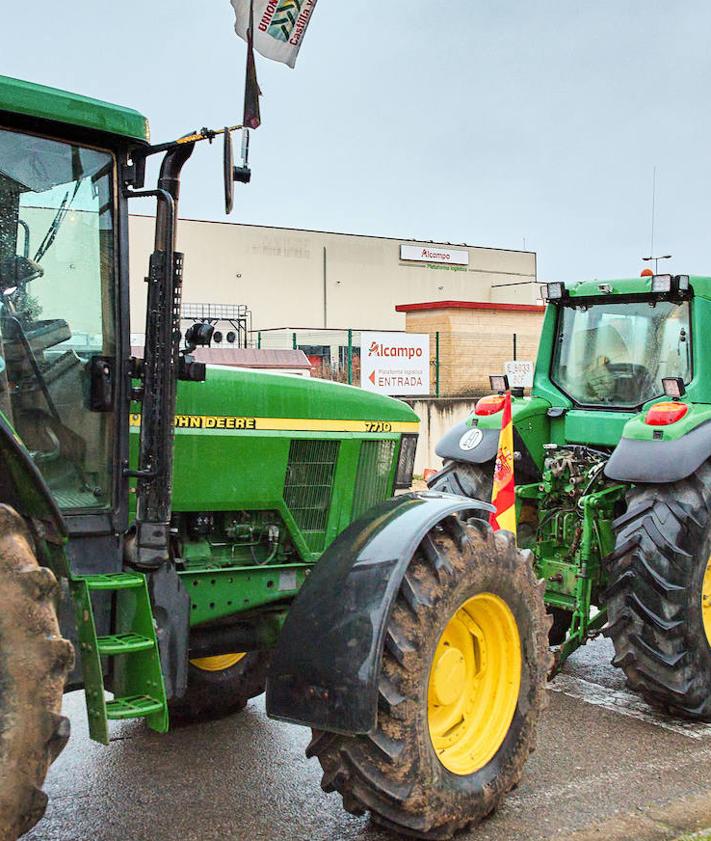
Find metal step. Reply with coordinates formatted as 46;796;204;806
96;633;155;655
83;573;145;591
106;695;165;720
70;571;169;744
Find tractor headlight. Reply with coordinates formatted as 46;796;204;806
395;434;418;490
662;376;685;399
676;274;690;292
651;274;672;293
489;374;509;393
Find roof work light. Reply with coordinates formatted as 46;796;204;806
543;282;565;301
651;274;673;293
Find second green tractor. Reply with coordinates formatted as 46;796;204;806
431;272;711;719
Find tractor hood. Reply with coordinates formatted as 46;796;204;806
129;366;419;518
171;365;420;430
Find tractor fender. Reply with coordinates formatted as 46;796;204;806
265;491;492;736
605;419;711;484
0;412;65;537
435;418;499;465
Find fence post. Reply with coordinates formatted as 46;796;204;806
257;331;261;349
347;328;353;385
513;332;517;361
435;331;440;397
292;332;297;350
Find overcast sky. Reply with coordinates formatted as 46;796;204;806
4;1;711;282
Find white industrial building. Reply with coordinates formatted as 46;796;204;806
128;216;537;339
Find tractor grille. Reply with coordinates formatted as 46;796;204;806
283;439;340;553
352;439;396;520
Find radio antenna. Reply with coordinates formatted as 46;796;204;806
649;165;656;255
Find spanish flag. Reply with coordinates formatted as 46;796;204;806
489;390;517;537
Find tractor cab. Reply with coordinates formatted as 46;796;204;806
0;126;121;514
539;274;695;417
549;287;690;409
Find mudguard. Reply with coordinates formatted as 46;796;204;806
606;419;711;484
435;418;499;465
265;491;492;735
0;411;66;536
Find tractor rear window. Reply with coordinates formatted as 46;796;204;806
551;299;691;408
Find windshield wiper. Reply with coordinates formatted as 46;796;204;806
33;177;82;264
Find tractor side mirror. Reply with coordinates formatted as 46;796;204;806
223;128;251;216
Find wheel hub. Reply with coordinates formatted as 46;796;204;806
432;647;467;706
427;592;521;776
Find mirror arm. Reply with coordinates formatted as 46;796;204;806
17;220;30;258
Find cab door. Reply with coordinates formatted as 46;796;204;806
0;127;125;516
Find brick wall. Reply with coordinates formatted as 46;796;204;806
404;306;545;396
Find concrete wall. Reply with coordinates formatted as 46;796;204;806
128;215;537;336
407;397;477;476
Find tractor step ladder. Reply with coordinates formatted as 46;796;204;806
70;572;168;744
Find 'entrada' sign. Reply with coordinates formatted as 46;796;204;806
361;332;430;396
400;244;469;266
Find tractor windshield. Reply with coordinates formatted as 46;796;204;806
0;127;116;510
551;299;691;408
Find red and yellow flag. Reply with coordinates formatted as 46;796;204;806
489;390;517;537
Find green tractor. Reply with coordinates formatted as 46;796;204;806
430;273;711;718
0;75;551;840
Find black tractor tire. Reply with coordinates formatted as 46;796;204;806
606;465;711;720
169;651;270;723
0;505;74;841
307;517;551;839
427;461;493;504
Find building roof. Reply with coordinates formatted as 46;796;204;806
129;213;536;256
0;75;149;143
395;300;545;313
131;346;311;370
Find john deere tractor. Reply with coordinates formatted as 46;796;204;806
0;75;550;840
431;273;711;719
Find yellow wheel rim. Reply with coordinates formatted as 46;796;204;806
428;592;521;776
190;652;247;672
703;556;711;647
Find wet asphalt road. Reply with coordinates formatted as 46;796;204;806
26;637;711;841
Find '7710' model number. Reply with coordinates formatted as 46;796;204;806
365;421;393;432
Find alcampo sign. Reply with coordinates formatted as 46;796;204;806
400;244;469;266
361;331;430;396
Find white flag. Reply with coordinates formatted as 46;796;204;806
231;0;318;69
